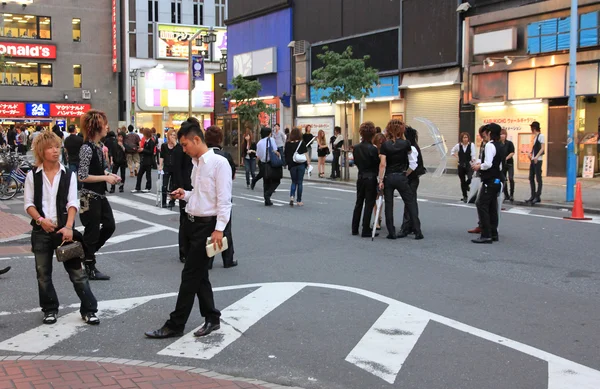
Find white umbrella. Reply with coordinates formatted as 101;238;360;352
414;117;448;178
372;194;384;241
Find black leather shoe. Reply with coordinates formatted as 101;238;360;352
193;322;220;337
224;260;238;268
0;266;10;275
119;186;124;193
492;236;499;242
86;265;111;281
144;326;183;339
396;231;409;238
179;256;186;263
386;234;397;240
361;231;378;238
532;197;541;204
414;233;424;240
265;201;274;206
472;237;493;244
352;231;359;236
250;182;256;190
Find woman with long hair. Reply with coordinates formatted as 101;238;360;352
450;132;476;202
132;128;156;193
285;127;310;206
241;129;257;189
302;125;315;162
316;130;329;178
378;119;423;240
78;109;121;280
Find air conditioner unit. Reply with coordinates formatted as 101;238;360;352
294;40;310;56
82;90;91;100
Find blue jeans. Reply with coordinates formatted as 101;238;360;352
244;158;256;185
290;164;306;202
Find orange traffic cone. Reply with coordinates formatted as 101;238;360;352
564;182;592;221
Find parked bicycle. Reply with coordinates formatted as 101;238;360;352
0;151;32;200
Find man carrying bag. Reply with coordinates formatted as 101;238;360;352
256;127;282;206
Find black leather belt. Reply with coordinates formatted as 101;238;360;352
358;172;377;179
187;214;217;223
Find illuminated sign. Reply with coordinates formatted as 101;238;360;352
0;102;25;117
26;103;50;117
50;103;91;117
155;23;225;60
112;0;118;72
0;42;56;59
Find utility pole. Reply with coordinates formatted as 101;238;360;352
566;0;578;202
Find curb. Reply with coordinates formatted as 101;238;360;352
0;354;306;389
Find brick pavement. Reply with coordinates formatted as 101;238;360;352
0;356;300;389
0;210;31;240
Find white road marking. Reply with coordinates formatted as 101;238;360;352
345;303;430;384
505;207;533;215
240;193;289;205
310;186;355;193
232;195;283;207
105;225;168;246
108;196;176;215
157;283;304;359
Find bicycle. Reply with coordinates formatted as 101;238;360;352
0;151;31;200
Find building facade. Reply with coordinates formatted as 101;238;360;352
0;0;118;129
124;0;228;131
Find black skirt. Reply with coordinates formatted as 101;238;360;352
317;147;329;157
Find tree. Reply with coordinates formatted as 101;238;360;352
312;46;379;180
223;75;277;131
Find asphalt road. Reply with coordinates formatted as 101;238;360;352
1;174;599;389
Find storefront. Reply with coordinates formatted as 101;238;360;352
0;101;91;128
296;103;336;161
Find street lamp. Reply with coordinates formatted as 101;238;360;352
188;28;217;119
220;49;227;72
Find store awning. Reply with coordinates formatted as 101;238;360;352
400;68;461;89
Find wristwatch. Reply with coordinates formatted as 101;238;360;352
36;217;43;226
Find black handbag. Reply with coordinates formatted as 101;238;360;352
264;138;283;180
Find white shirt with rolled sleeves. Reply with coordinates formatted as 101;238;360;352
408;146;419;171
23;165;79;224
450;142;477;161
183;149;232;232
256;136;278;161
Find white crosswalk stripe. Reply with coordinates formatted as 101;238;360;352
108;195;176;215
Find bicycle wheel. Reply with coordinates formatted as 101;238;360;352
0;174;18;200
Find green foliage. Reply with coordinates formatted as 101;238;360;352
311;46;379;105
223;75;277;128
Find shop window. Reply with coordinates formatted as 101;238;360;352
527;12;600;54
0;13;51;40
215;0;226;27
72;18;81;42
73;64;82;88
0;61;52;87
580;11;599;48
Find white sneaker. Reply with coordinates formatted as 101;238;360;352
131;189;140;193
141;189;150;193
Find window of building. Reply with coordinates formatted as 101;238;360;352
148;0;158;22
0;14;51;39
170;0;182;24
527;11;600;54
193;0;204;25
0;61;52;87
72;18;81;42
73;65;81;88
215;0;226;26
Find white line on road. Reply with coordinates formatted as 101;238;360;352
345;304;430;384
505;207;533;215
240;193;290;205
157;283;304;359
108;196;176;215
105;225;168;246
232;195;283;207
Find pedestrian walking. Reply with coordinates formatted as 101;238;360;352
378;119;423;240
124;125;140;177
451;132;476;203
256;128;282;206
78;109;120;281
64;125;83;189
316;130;329;178
242;130;257;189
526;121;544;205
17;127;27;155
500;129;516;203
132;128;155;193
351;122;379;237
273;123;286;164
24;131;99;325
398;126;426;237
109;132;127;193
302;125;315;162
159;129;183;207
330;126;344;179
285;127;310;207
471;123;505;244
205;125;237;269
145;118;232;339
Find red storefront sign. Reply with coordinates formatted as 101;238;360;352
131;87;136;103
0;102;25;117
112;0;117;72
0;42;57;59
50;104;91;117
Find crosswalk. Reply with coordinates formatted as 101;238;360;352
0;282;598;388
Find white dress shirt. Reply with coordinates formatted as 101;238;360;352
256;136;277;161
481;141;499;171
183;149;232;231
450;142;476;160
24;164;79;224
408;146;419;171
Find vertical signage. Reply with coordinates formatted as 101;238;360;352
192;55;205;81
112;0;117;72
131;87;136;103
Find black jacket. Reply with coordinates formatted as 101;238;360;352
353;141;379;175
64;134;84;165
140;138;156;166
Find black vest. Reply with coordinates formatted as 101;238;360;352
82;142;107;194
458;143;472;166
410;142;426;178
480;142;504;183
30;168;72;230
532;134;542;157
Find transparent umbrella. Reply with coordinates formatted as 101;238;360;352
414;117;448;178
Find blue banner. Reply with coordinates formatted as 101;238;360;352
55;119;66;129
192;55;205;81
26;103;50;117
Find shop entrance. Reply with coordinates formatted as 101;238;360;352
216;114;240;165
547;106;568;177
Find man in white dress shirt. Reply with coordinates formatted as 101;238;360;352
145;118;232;339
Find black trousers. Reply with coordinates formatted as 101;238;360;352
331;150;341;178
476;182;501;239
259;162;280;202
220;211;235;265
252;161;264;187
135;164;152;190
111;163;126;191
384;173;421;236
166;216;221;331
529;161;542;199
502;164;515;198
400;176;420;233
352;176;378;234
457;164;472;198
80;196;116;265
161;171;175;207
179;200;187;260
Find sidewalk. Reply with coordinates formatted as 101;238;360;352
278;164;600;214
0;355;302;389
0;209;32;254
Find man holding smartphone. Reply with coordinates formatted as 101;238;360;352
145;118;232;339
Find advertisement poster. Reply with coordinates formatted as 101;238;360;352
296;117;335;161
155;24;225;60
518;133;533;170
229;98;280;128
582;156;596;178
